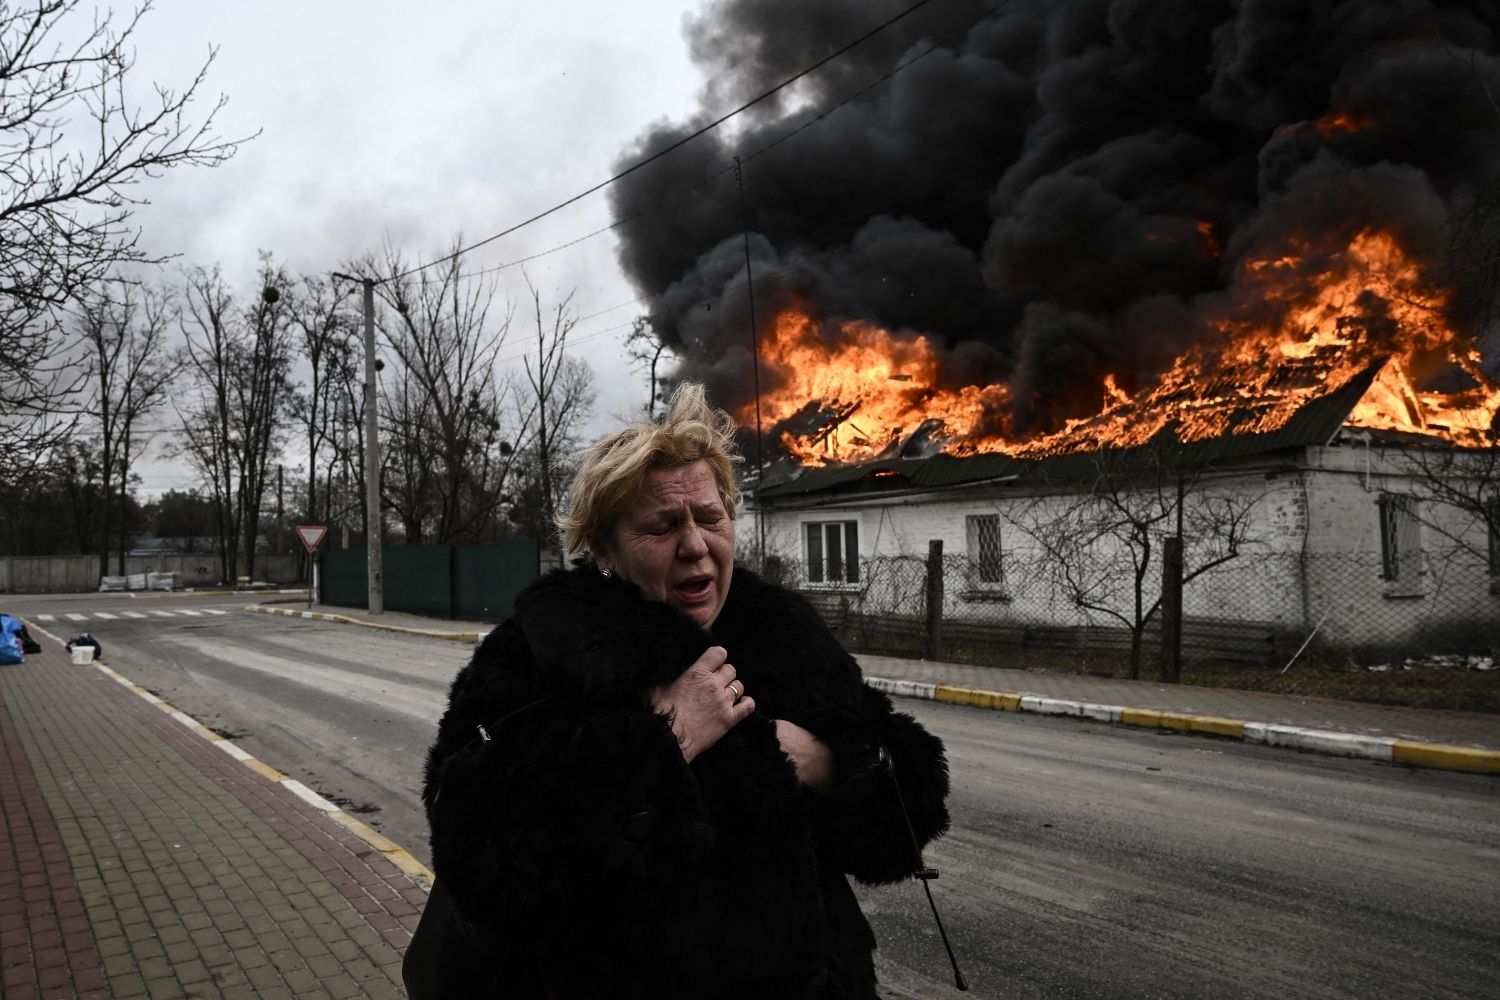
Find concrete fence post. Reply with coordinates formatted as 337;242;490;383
925;539;944;661
1158;535;1184;682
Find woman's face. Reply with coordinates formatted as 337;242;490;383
597;460;735;628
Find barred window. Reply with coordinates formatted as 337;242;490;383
966;514;1004;584
805;521;859;585
1378;494;1423;591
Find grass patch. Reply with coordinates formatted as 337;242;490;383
1182;661;1500;714
840;631;1500;713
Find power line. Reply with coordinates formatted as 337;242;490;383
431;0;1011;290
383;0;943;284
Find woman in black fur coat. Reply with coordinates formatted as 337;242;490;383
422;384;951;999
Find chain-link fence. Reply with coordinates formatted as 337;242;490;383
757;543;1499;681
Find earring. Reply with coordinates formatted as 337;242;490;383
600;568;613;579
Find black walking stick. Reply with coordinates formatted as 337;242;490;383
880;746;969;992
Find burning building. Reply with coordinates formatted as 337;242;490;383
609;0;1500;662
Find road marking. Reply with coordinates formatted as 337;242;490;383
174;609;204;617
122;612;148;619
205;609;228;616
65;613;88;621
151;610;178;618
35;614;55;621
94;612;120;620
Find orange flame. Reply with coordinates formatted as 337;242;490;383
745;230;1499;464
753;310;1009;464
1315;108;1373;137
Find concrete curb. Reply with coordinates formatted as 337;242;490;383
244;604;486;643
120;587;312;599
20;616;436;891
866;676;1500;776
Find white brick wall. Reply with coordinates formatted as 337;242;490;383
749;441;1499;650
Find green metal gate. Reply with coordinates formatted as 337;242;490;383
453;540;539;621
319;540;539;622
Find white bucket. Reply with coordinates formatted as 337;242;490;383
70;646;95;665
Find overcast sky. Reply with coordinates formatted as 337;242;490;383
124;0;711;494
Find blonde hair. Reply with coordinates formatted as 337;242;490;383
558;383;744;556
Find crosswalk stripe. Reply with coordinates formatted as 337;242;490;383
65;613;88;621
35;614;55;621
205;609;228;616
95;612;120;620
175;609;203;617
151;610;178;618
122;612;148;619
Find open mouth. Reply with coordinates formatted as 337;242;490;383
672;576;714;604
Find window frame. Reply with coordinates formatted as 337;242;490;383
802;519;860;587
965;513;1005;587
1378;493;1425;597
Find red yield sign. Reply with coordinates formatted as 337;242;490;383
295;525;329;554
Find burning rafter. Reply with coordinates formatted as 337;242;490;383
747;232;1500;466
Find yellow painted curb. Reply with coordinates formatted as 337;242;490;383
328;810;401;852
386;850;436;887
1159;712;1246;738
243;759;288;783
1120;708;1164;728
1118;709;1246;738
933;686;1022;711
1392;741;1500;774
328;811;435;888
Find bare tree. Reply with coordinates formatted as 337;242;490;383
625;315;671;418
287;275;358;535
1004;449;1263;678
57;440;104;556
0;1;248;457
520;280;595;562
381;355;436;545
1389;437;1500;577
174;260;293;583
74;279;179;573
373;244;523;545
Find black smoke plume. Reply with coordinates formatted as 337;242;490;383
609;0;1500;453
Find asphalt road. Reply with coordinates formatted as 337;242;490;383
13;592;1500;1000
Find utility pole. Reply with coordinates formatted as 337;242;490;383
332;272;383;613
734;156;767;569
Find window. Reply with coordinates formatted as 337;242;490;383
1378;494;1423;594
805;520;859;585
966;514;1004;585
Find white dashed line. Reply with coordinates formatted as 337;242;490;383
35;614;55;621
151;610;178;618
205;609;228;616
95;612;120;620
65;613;89;621
174;609;203;617
122;612;148;619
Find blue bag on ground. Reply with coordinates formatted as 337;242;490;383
0;615;23;665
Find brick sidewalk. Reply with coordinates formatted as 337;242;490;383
0;639;427;1000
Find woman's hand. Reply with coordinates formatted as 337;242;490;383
774;720;835;790
650;646;754;762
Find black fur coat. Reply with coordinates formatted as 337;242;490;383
422;566;950;1000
